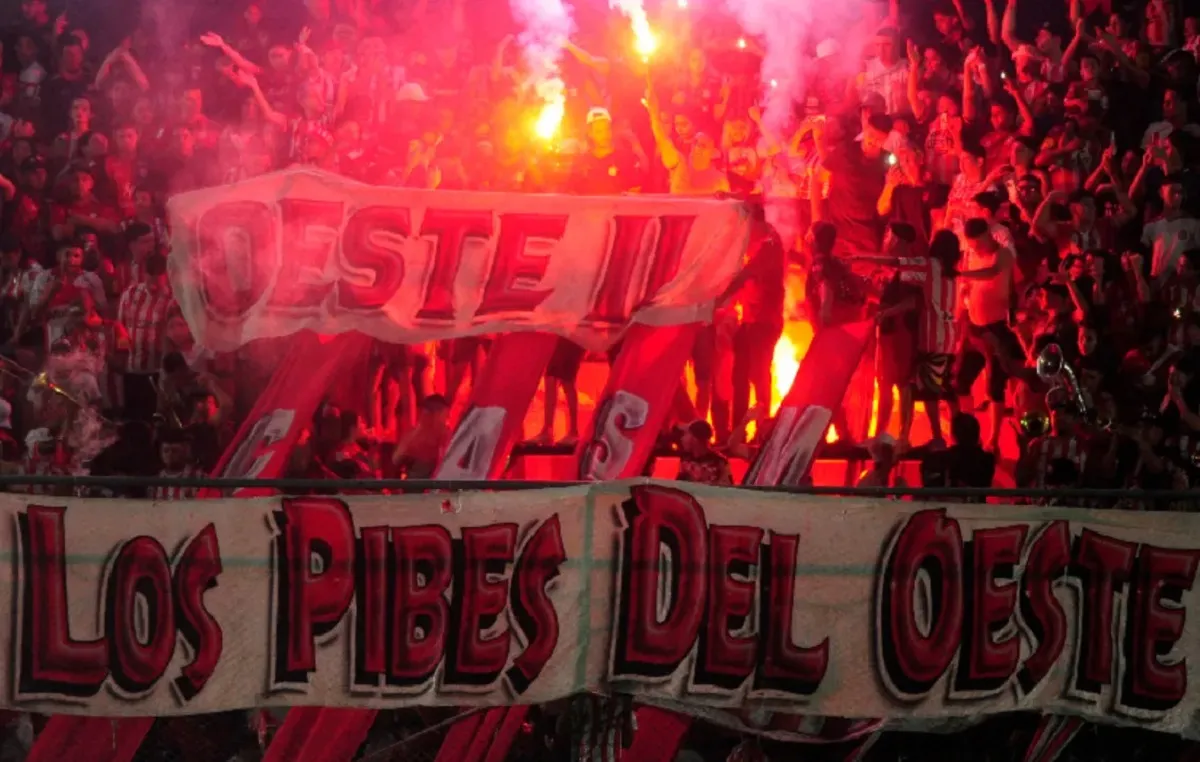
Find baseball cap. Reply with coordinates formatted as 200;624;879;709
396;82;430;102
816;39;840;59
586;107;612;124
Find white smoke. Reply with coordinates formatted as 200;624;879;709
723;0;875;134
508;0;574;110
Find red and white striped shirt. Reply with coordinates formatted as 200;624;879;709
1029;434;1088;488
12;455;69;496
151;466;203;501
118;282;178;374
899;257;959;354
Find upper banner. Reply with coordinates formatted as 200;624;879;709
166;169;751;351
7;483;1200;740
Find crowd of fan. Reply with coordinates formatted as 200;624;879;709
0;0;1198;505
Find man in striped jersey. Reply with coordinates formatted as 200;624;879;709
151;428;202;501
117;252;177;422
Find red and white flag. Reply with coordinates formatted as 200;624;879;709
745;320;874;487
435;333;558;480
574;322;701;480
207;331;374;497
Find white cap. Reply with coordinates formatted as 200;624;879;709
396;82;430;102
0;399;12;430
25;427;51;451
586;106;612;124
816;39;840;59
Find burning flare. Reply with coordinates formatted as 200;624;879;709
610;0;657;59
534;80;566;140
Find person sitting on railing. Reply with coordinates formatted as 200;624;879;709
391;393;450;479
676;419;732;486
150;427;202;501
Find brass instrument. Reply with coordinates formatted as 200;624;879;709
1036;343;1089;418
1019;410;1050;438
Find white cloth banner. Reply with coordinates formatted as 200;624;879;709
166;169;751;351
6;482;1200;741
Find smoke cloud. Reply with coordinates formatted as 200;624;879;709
508;0;575;109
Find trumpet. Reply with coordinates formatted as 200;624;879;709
1036;343;1090;419
29;371;111;422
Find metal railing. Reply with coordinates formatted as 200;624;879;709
2;473;1197;504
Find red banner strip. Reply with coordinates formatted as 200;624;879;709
574;322;701;480
436;333;558;479
745;320;874;486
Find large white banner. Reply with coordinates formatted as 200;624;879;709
6;483;1200;741
166;169;751;351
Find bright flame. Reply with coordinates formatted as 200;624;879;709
677;0;688;7
769;78;778;88
770;336;799;415
533;79;566;140
631;11;658;58
737;37;747;49
535;99;564;140
609;0;657;60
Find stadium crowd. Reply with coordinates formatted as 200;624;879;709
3;0;1200;759
0;0;1199;504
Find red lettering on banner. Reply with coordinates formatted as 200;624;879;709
1016;521;1070;695
16;506;108;697
447;525;517;685
267;199;342;311
14;506;223;703
1070;530;1137;697
870;511;1200;715
436;405;506;480
586;215;653;324
507;516;568;693
755;533;829;696
640;215;697;305
954;525;1028;696
105;536;177;695
271;497;357;687
270;499;564;696
354;526;389;681
613;486;830;700
195;200;275;319
878;509;965;699
1120;545;1200;713
578;391;649;481
476;213;566;316
389;525;453;687
172;525;224;701
695;526;763;691
339;206;411;312
416;209;495;321
222;409;297;484
613;486;708;678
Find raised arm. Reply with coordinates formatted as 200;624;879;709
1060;18;1088;69
233;71;287;129
907;41;927;120
563;40;611;78
983;0;1001;46
645;72;682;170
199;32;262;75
1001;0;1025;53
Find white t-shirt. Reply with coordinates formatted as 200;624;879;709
1142;216;1200;280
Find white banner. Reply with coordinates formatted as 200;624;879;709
166;169;751;351
6;483;1200;741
